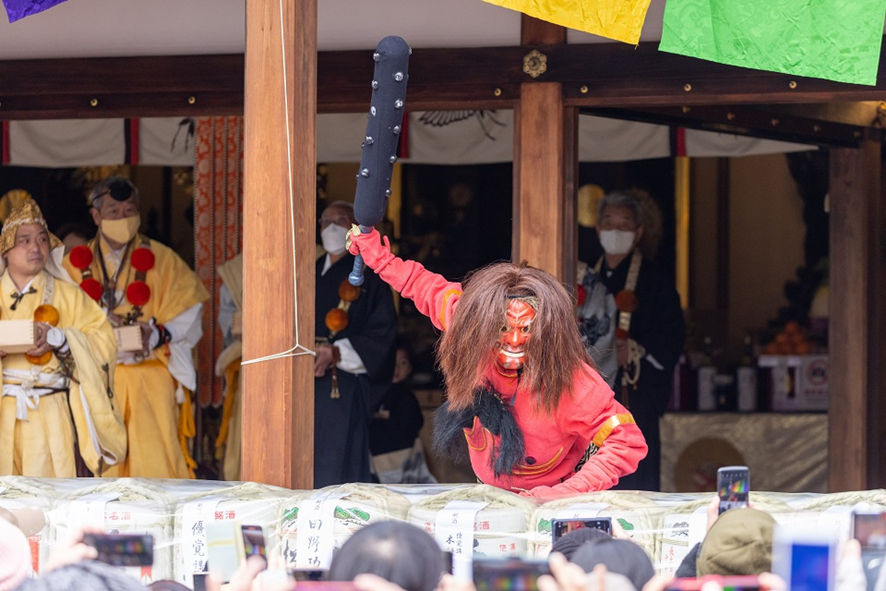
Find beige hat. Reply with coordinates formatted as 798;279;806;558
697;508;776;576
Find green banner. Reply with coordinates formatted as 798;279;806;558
659;0;886;85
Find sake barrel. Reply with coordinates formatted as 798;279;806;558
408;484;536;558
173;481;292;587
278;483;411;568
530;491;660;562
51;478;175;583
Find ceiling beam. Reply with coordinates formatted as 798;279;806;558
586;105;875;149
1;42;886;118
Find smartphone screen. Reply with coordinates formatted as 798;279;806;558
788;543;832;591
241;524;267;558
551;518;612;543
852;513;886;591
717;466;750;514
854;513;886;548
473;558;549;591
82;533;154;567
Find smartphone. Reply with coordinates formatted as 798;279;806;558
81;533;154;567
206;522;267;583
551;518;612;543
441;551;453;574
664;575;762;590
241;524;267;558
289;569;328;581
717;465;750;514
852;512;886;591
772;526;836;591
472;558;549;591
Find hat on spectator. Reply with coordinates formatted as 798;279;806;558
697;508;775;576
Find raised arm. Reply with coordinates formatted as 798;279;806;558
347;227;462;331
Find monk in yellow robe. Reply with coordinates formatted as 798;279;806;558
0;199;126;477
63;177;209;479
215;253;242;480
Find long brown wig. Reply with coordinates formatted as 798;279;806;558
437;262;596;414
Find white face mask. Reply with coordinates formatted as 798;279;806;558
321;224;349;255
599;229;636;256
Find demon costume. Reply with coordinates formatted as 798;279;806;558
347;228;647;500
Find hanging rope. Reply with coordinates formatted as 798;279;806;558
241;0;315;367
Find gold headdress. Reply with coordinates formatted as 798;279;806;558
0;189;32;224
0;198;62;254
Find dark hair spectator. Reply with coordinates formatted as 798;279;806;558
551;527;611;561
329;521;445;591
16;560;144;591
571;537;655;591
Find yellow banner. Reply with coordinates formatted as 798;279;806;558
483;0;652;44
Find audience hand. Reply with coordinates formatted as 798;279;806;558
757;573;787;591
706;496;720;532
206;555;269;591
436;573;477;591
538;552;592;591
835;539;865;591
611;519;630;540
43;525;101;572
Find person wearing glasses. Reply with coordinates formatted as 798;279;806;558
314;201;397;487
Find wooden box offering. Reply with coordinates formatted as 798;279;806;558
113;325;143;352
232;312;242;337
0;320;37;353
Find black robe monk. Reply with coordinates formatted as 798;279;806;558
599;253;685;491
314;253;397;487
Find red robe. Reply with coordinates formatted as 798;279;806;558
350;236;647;499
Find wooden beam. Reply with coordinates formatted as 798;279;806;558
0;54;245;119
828;137;880;492
586;106;870;149
7;40;886;118
242;0;316;489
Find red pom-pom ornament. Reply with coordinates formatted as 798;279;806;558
126;281;151;307
80;278;103;302
576;285;587;307
130;248;155;272
69;245;94;270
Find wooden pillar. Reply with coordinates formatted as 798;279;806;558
871;166;886;489
513;16;577;282
241;0;316;489
828;138;880;492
